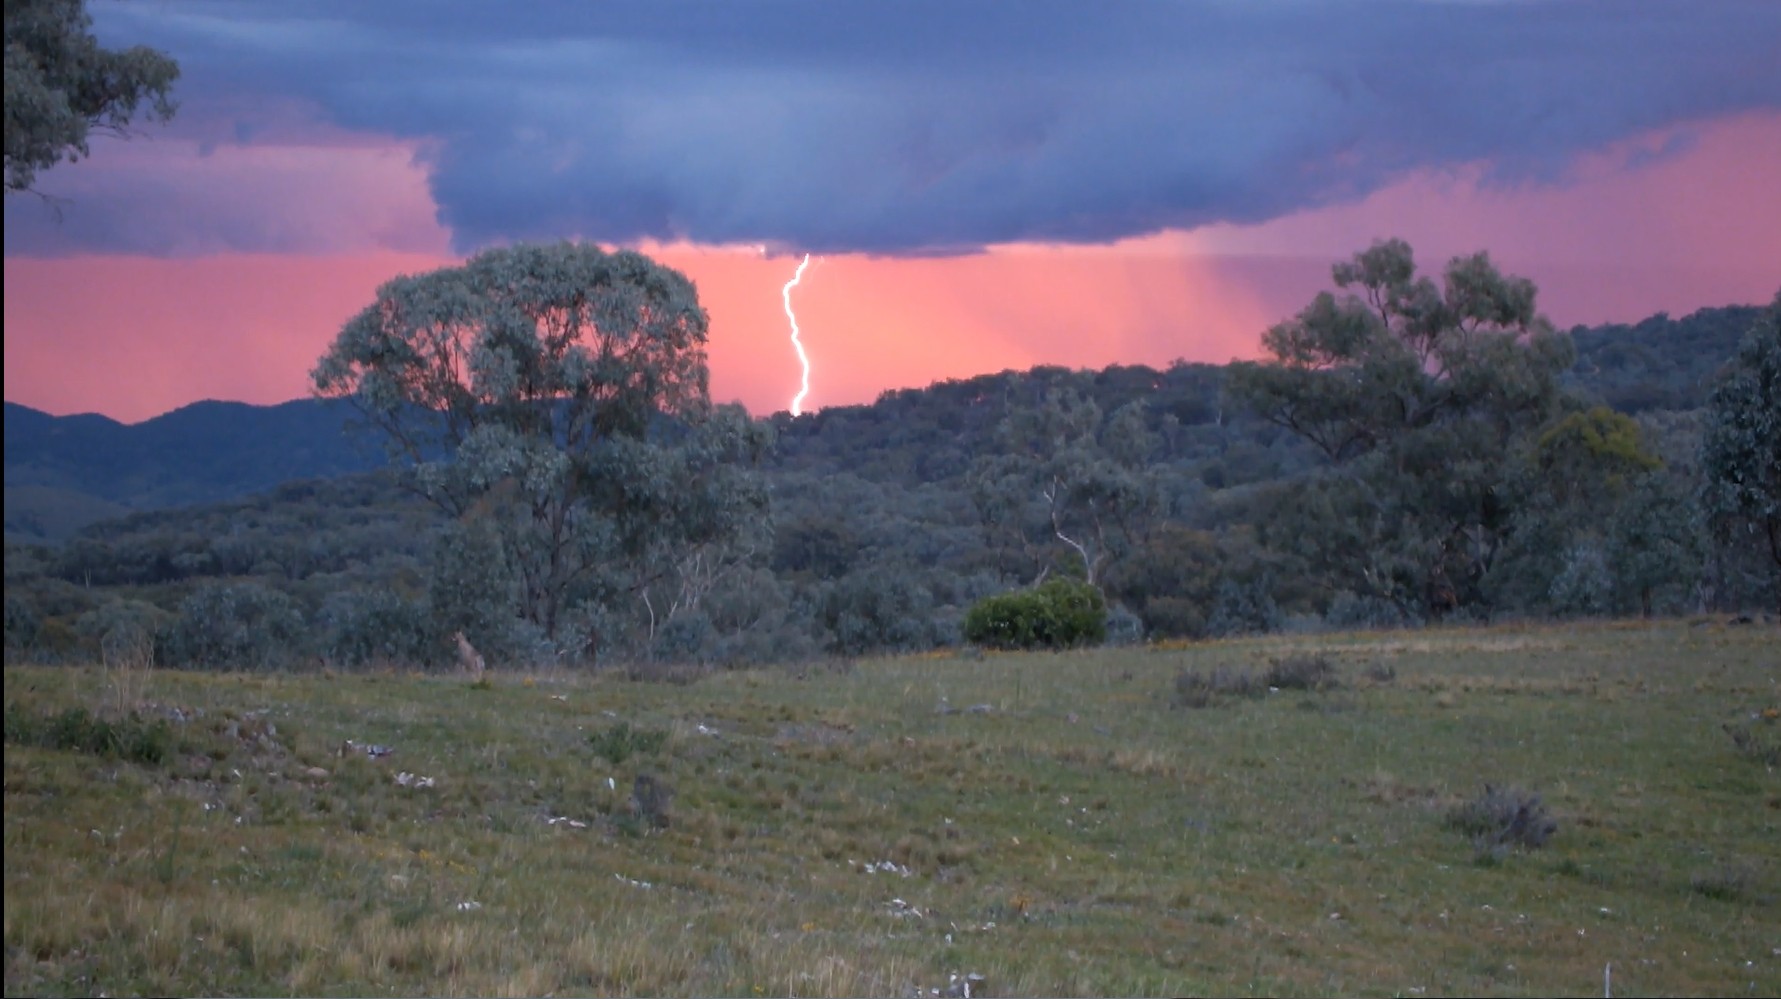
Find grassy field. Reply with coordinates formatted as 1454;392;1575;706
4;620;1777;997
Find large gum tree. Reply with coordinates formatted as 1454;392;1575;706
1228;238;1575;618
313;242;768;661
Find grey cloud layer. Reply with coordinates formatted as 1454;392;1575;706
32;0;1781;255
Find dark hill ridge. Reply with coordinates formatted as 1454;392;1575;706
3;398;386;510
1;301;1762;536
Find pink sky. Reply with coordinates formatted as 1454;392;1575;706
5;113;1777;425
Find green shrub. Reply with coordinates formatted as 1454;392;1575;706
1104;604;1145;645
3;703;173;765
962;577;1107;650
818;569;941;657
652;612;718;665
165;581;306;671
320;589;440;669
1325;591;1417;630
1206;576;1280;637
3;594;42;654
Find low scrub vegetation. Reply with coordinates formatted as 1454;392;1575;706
1171;652;1343;708
2;703;174;765
1690;861;1767;904
1263;652;1340;691
1444;784;1558;860
1172;663;1266;708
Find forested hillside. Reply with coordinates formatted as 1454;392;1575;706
1566;305;1763;413
4;293;1775;671
3;304;1757;520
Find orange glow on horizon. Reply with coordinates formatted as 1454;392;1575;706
3;252;455;424
1;240;1270;423
5;113;1778;425
645;234;1278;418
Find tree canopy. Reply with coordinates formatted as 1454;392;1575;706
1228;238;1576;617
968;388;1163;586
4;0;179;193
1699;290;1781;612
313;242;768;662
7;271;1773;671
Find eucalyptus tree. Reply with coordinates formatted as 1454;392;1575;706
1481;404;1695;617
313;242;769;662
1699;291;1781;614
1228;239;1575;617
1607;473;1704;618
4;0;178;193
967;388;1163;586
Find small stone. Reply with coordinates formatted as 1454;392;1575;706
302;766;330;781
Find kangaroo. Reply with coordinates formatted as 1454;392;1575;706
454;631;486;679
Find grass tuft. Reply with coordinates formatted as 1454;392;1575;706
1445;784;1557;858
1689;861;1767;904
1263;653;1339;691
587;721;669;766
1172;653;1341;707
630;773;673;830
1172;665;1264;708
1724;712;1779;767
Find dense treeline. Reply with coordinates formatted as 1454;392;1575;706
1566;305;1763;413
5;248;1776;672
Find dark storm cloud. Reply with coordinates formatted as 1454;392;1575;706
22;0;1781;255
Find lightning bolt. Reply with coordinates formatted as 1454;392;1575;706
782;253;813;416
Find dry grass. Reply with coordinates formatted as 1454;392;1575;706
99;622;155;719
5;619;1779;996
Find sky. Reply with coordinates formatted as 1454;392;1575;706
5;0;1780;424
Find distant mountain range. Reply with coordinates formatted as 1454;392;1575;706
3;302;1763;545
3;399;389;542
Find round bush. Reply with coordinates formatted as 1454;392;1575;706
962;577;1107;650
166;581;306;671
